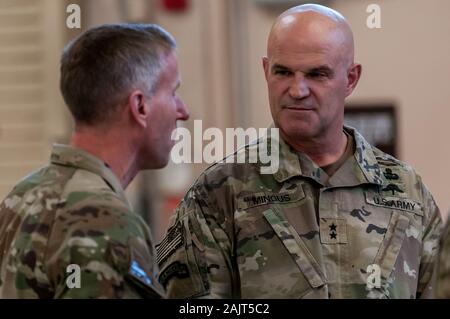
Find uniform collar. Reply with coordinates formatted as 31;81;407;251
272;125;388;187
50;144;129;204
348;126;387;187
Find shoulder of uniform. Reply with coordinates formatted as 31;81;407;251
373;147;418;175
372;148;433;206
60;167;127;204
55;168;141;229
202;136;265;173
50;196;149;259
8;164;75;194
176;162;236;219
0;165;78;215
63;168;111;192
191;140;261;191
183;165;248;209
62;191;134;221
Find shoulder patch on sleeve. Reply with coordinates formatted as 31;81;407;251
158;261;189;289
156;223;184;267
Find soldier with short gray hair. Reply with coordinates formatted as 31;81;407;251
157;4;442;299
0;23;189;298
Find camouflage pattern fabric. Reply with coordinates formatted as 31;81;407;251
435;215;450;298
157;126;442;299
0;144;164;298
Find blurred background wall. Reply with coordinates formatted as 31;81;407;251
0;0;449;242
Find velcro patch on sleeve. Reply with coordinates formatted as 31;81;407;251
158;261;190;289
156;223;184;266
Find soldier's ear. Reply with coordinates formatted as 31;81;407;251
345;63;362;97
129;90;150;128
262;57;270;81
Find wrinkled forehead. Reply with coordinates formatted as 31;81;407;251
268;12;353;66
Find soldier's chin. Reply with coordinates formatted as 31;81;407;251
143;150;170;170
281;113;312;130
152;155;170;169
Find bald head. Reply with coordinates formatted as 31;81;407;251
268;4;355;67
282;4;347;23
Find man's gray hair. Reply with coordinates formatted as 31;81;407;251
60;23;176;125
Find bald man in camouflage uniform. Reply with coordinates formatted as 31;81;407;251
0;24;189;298
157;5;442;299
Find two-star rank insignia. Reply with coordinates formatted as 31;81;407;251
320;219;347;244
329;223;337;239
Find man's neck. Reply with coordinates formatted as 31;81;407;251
70;127;139;189
284;129;348;167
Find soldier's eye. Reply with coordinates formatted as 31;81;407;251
274;69;292;76
308;71;328;78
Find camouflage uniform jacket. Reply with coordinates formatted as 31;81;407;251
435;214;450;298
158;126;442;299
0;144;164;298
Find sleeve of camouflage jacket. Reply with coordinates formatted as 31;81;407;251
45;202;164;299
436;216;450;298
157;184;238;298
417;181;443;298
